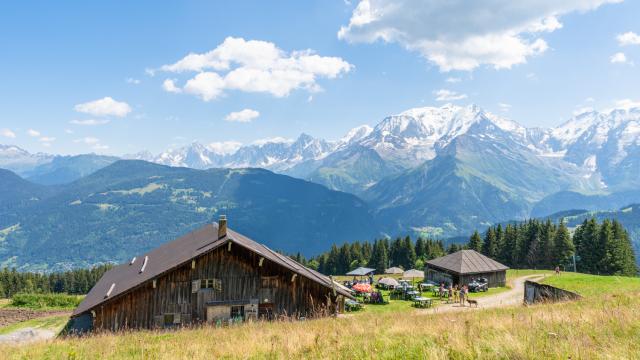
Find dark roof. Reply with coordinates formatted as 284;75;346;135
73;223;353;316
425;250;509;275
346;267;376;276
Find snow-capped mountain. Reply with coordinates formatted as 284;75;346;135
0;144;53;174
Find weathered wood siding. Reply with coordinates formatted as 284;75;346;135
92;243;337;331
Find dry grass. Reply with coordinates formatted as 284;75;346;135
2;272;638;359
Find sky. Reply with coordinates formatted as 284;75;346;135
1;0;639;155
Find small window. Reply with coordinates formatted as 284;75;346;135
230;305;244;319
201;278;222;291
261;276;278;288
163;314;174;326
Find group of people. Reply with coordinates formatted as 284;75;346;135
438;283;470;305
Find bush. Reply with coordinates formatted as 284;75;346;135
10;293;82;309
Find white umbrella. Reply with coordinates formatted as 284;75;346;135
378;277;400;287
403;269;425;279
384;267;404;274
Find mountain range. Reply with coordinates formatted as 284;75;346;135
1;103;639;269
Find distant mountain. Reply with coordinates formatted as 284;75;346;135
532;190;640;218
0;145;53;174
0;169;53;224
0;160;378;271
23;154;119;185
363;117;599;238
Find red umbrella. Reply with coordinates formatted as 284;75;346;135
352;283;373;293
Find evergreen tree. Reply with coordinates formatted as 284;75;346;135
553;219;575;269
607;220;638;276
482;228;499;259
468;231;483;252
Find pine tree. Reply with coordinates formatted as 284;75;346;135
607;220;638;276
468;231;483;252
553;219;574;269
482;228;499;259
415;238;427;260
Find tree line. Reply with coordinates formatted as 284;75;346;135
0;264;113;298
296;218;637;277
467;218;636;276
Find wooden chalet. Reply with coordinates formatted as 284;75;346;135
425;250;509;288
69;216;354;332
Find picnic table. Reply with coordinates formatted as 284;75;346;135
413;296;432;308
345;299;363;311
405;290;420;300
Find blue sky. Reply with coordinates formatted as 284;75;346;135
1;0;639;155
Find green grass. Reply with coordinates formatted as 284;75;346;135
540;272;640;298
9;293;83;310
0;315;69;335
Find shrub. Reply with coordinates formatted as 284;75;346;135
9;293;82;309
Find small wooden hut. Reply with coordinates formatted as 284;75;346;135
69;216;354;332
425;250;508;287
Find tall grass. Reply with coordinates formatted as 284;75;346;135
1;273;638;359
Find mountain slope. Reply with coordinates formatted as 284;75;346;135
363;119;601;238
23;154;119;185
0;169;53;223
0;160;378;271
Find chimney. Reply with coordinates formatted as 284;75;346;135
218;215;227;239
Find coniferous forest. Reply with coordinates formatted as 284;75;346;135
0;265;112;298
302;218;637;277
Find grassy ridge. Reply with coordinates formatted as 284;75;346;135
1;273;638;359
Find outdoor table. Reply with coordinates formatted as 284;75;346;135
413;297;432;308
405;290;419;300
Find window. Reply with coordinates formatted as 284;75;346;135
230;305;244;319
201;278;222;291
261;276;278;288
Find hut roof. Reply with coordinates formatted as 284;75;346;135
426;250;509;275
346;267;375;276
73;223;353;316
384;267;404;274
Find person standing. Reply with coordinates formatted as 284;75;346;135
460;285;466;306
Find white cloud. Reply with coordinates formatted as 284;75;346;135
126;78;141;85
224;109;260;123
206;141;243;155
27;129;41;137
498;103;512;112
434;89;467;102
162;79;182;93
610;52;632;65
74;97;132;117
1;129;16;138
445;77;461;83
75;137;101;145
252;137;294;146
74;136;109;150
617;31;640;46
159;37;353;101
613;99;640;110
65;129;74;134
338;0;619;71
38;136;56;143
69;119;111;126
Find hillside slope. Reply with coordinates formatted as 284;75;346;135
0;161;378;271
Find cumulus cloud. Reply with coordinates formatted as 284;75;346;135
434;89;467;102
1;129;16;138
27;129;41;137
610;52;632;64
617;31;640;46
206;141;243;155
74;97;132;117
445;77;461;83
162;79;182;93
338;0;619;71
126;78;141;85
613;99;640;110
498;103;512;112
225;109;260;123
38;136;56;143
158;37;353;101
69;119;111;126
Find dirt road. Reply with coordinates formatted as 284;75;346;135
419;274;545;314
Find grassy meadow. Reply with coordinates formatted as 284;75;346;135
0;271;638;359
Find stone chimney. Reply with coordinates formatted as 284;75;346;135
218;215;227;239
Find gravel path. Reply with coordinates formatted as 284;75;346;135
418;274;545;315
0;328;57;344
